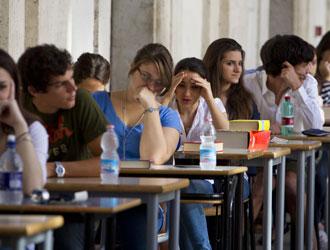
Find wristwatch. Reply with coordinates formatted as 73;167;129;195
144;107;160;113
55;161;65;178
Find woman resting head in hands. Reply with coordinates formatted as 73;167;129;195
92;43;181;164
163;57;229;141
0;49;48;195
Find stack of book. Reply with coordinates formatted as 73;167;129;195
217;120;271;150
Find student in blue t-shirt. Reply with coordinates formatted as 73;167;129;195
92;43;182;250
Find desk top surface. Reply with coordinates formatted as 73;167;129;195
175;148;264;160
279;134;330;143
120;165;247;177
270;139;322;150
0;197;142;214
46;177;189;194
0;215;63;236
262;147;291;158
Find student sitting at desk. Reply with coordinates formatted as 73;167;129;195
203;38;259;219
18;44;108;250
92;43;182;249
244;34;324;247
0;49;47;195
161;57;229;249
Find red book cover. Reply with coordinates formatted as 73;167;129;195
248;130;271;150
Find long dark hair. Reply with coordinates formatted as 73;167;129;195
74;52;110;85
0;49;36;133
316;31;330;82
203;38;254;119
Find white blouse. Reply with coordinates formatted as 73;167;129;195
170;97;226;143
29;121;49;183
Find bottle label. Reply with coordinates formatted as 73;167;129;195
200;148;216;163
0;172;22;191
282;117;294;126
100;159;119;174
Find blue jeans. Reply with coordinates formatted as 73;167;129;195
117;204;164;250
180;180;214;250
179;177;250;250
53;204;163;250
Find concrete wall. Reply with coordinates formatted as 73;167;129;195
110;0;153;91
0;0;111;63
269;0;293;37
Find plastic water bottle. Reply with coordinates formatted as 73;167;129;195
0;135;23;204
200;118;217;169
281;95;294;135
100;125;120;182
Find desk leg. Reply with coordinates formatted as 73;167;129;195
84;214;95;250
326;144;330;237
306;149;315;250
222;176;230;250
275;156;286;250
169;190;180;250
263;158;273;250
146;195;159;250
105;216;116;250
233;173;243;250
44;230;53;250
296;151;305;250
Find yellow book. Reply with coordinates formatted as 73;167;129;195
229;120;270;131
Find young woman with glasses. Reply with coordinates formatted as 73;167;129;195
92;43;182;249
92;43;181;163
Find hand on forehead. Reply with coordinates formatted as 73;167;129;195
181;70;201;83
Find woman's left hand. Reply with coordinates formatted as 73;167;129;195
192;76;213;101
135;86;158;109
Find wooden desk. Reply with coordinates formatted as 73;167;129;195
0;197;141;250
121;165;247;250
46;177;189;250
0;215;63;250
175;148;264;161
175;147;290;250
270;140;321;250
120;164;247;177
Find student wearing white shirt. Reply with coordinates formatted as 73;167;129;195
244;35;324;246
244;35;324;133
162;57;229;250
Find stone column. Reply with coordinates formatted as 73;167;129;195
110;0;153;91
0;0;25;61
96;0;111;61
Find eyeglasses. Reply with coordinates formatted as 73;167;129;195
137;68;165;92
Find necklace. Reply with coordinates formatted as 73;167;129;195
121;90;145;160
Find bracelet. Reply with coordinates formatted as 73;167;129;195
16;131;32;144
144;107;160;114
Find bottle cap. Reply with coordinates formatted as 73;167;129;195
6;134;16;148
107;124;115;129
7;134;15;142
284;95;291;100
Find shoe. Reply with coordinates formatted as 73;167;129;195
319;229;328;250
